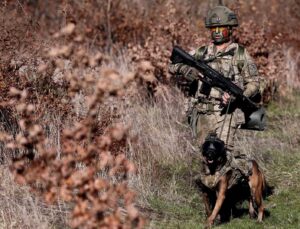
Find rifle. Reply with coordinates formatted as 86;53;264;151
170;46;266;131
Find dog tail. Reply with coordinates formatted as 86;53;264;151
261;169;266;191
256;162;266;196
259;167;274;199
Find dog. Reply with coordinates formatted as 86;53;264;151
195;133;265;228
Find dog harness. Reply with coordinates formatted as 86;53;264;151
199;153;252;190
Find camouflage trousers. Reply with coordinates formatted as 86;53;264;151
188;102;243;151
188;101;254;179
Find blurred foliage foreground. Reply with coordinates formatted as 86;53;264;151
0;0;300;228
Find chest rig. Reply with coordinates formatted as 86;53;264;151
194;45;245;98
195;44;245;71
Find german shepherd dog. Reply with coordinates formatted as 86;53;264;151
196;133;265;228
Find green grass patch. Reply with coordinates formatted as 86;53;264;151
267;93;300;118
148;95;300;228
149;195;205;229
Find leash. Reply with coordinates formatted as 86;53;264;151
219;97;233;147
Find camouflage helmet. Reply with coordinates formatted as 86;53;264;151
205;6;238;28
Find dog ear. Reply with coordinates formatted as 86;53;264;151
214;139;226;154
203;134;225;149
202;133;217;150
202;141;215;153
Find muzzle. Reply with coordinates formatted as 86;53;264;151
202;133;226;164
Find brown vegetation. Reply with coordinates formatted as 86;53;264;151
0;0;299;228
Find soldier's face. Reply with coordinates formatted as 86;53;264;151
210;26;231;44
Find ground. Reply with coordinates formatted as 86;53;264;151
147;94;300;229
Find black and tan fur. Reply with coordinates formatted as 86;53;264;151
196;134;265;228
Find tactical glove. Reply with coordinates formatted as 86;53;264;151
178;65;199;82
243;82;259;97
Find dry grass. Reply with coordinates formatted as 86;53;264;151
123;87;196;205
140;95;300;228
0;166;68;228
0;0;299;228
0;20;146;228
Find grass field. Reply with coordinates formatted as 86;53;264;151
147;94;300;229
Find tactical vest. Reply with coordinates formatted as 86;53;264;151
194;44;246;73
199;153;252;190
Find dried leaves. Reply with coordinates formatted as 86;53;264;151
0;22;145;229
1;1;300;228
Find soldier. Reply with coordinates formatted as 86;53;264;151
169;5;264;152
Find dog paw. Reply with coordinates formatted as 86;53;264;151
257;215;263;223
205;218;214;228
249;211;256;219
204;223;212;229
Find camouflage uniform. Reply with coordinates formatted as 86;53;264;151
169;6;264;152
169;42;263;150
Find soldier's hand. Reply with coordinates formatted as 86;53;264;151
185;67;201;82
222;92;231;105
